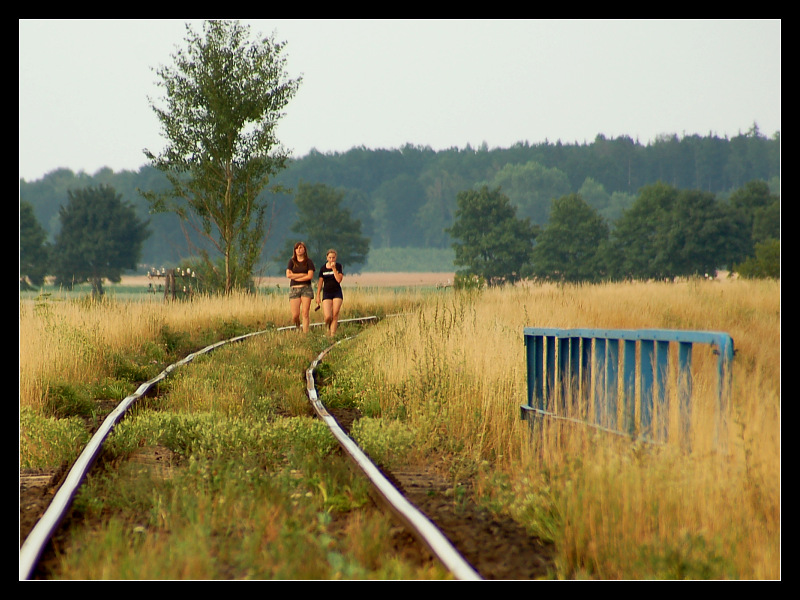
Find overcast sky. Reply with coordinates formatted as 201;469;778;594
19;19;781;183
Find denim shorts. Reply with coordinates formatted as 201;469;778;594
289;284;314;299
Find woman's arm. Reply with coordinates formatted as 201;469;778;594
332;263;344;284
286;269;314;283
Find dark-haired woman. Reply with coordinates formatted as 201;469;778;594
286;242;315;332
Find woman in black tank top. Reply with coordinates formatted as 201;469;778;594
316;248;344;336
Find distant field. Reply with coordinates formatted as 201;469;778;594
121;272;455;289
120;271;738;291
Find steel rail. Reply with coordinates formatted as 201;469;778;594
19;316;376;580
305;338;483;581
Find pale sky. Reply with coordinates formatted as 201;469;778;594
19;19;781;183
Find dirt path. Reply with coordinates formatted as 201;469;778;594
328;407;556;580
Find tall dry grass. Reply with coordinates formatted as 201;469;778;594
18;286;422;412
343;278;780;578
19;292;287;410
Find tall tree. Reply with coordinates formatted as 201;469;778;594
605;182;678;280
143;20;301;293
487;161;572;225
530;194;609;283
607;183;738;280
52;185;149;296
727;179;780;264
283;182;370;271
664;189;736;277
446;186;537;285
19;200;51;288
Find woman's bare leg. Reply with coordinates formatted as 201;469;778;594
300;296;312;332
329;297;343;336
322;299;333;335
289;297;301;329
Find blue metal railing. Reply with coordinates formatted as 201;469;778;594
520;328;734;448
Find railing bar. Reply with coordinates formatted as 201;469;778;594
535;335;543;411
656;340;670;442
678;342;693;451
546;336;556;412
606;339;619;431
581;338;592;420
715;335;735;453
623;339;636;437
520;406;664;446
640;340;654;437
570;337;581;417
558;337;570;414
523;327;731;346
594;338;606;426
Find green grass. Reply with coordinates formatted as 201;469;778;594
34;312;450;580
19;407;91;470
363;246;454;272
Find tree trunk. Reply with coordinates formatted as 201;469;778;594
90;277;105;298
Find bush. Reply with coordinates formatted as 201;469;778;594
42;383;95;419
453;272;485;291
735;239;780;279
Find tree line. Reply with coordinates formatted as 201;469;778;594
448;180;779;287
20;171;780;293
20;130;779;273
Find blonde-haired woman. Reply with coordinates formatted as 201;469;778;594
286;241;315;332
316;249;344;336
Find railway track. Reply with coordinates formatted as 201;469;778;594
19;316;485;581
305;335;481;581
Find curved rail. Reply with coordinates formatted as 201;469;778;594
305;339;482;581
20;315;481;581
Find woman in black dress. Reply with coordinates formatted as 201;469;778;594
316;248;344;336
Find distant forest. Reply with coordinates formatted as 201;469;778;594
19;127;780;274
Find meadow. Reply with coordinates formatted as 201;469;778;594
19;276;780;579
